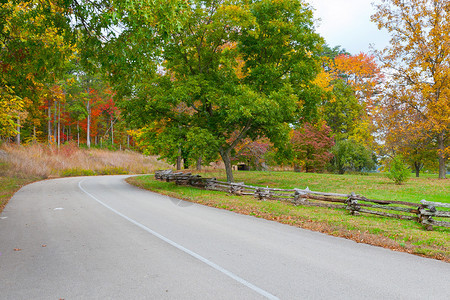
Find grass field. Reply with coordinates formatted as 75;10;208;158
204;170;450;203
127;170;450;262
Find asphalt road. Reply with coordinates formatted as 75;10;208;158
0;176;448;299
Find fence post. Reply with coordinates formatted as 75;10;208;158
293;188;307;205
346;192;360;215
205;178;217;190
230;182;244;195
255;187;268;200
418;200;434;231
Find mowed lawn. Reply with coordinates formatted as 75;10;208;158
209;171;450;203
128;170;450;262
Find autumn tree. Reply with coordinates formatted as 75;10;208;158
376;88;439;177
0;1;139;148
321;81;363;140
320;44;349;63
331;53;383;147
312;47;380;175
333;53;384;106
290;122;335;173
372;0;450;179
232;137;272;171
65;71;113;148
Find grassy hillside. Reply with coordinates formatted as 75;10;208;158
0;142;169;212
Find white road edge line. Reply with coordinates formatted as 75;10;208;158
78;179;279;300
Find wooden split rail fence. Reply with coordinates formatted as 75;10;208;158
155;170;450;230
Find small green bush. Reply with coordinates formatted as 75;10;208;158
61;168;97;177
386;156;410;185
98;167;128;175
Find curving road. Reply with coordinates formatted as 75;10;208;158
0;176;448;299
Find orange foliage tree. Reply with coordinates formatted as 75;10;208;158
372;0;450;178
313;49;383;148
333;53;384;108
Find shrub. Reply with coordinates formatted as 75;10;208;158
61;168;97;177
386;156;410;185
98;167;128;175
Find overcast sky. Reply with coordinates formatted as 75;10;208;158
308;0;391;55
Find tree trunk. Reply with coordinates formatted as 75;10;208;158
220;148;234;182
48;106;52;143
196;157;202;171
414;162;422;178
438;131;446;179
176;146;182;170
33;125;36;143
15;117;20;145
111;118;114;145
57;101;61;148
86;97;91;149
53;100;57;143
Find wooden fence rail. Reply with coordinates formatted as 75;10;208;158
154;170;450;230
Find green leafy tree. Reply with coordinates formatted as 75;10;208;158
321;80;364;140
185;128;220;170
330;139;376;174
90;0;323;182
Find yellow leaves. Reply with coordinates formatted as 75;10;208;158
348;119;374;148
127;129;142;139
48;85;66;102
329;96;336;104
26;73;34;81
0;86;25;137
234;56;246;80
312;69;333;92
218;3;255;28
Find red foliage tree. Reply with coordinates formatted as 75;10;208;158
232;137;272;170
290;122;335;173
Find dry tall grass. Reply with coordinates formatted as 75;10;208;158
0;142;170;179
